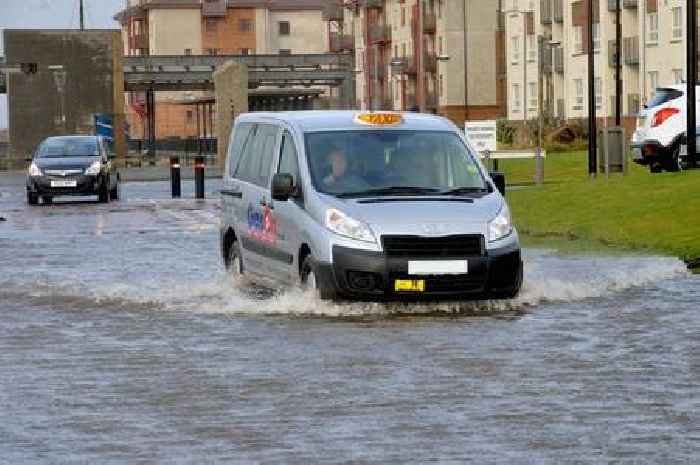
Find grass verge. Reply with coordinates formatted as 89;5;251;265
499;151;700;268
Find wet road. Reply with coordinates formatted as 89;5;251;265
1;180;699;464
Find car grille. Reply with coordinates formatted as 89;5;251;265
44;169;84;176
382;235;484;258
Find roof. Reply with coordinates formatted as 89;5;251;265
236;111;458;132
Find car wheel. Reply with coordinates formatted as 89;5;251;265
226;240;244;279
662;143;683;172
27;192;38;205
98;177;110;203
110;177;121;201
300;254;336;300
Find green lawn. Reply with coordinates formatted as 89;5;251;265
496;151;700;266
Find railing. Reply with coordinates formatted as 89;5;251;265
202;0;225;17
623;0;638;8
133;32;148;50
391;56;416;75
623;37;639;65
369;24;391;44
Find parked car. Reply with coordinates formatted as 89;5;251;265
631;84;699;173
219;111;522;301
26;135;120;205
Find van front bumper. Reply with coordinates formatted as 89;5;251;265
315;242;522;301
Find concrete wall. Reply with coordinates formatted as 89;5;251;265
4;29;125;167
213;61;248;168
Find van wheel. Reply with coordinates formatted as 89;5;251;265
110;177;121;201
227;240;244;279
27;192;38;205
488;262;523;300
98;177;110;203
300;254;335;300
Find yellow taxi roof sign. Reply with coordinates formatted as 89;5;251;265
355;112;403;126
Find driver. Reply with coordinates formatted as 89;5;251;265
322;147;369;192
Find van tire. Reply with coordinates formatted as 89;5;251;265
110;177;121;201
98;177;110;203
226;240;244;278
27;192;38;205
300;254;336;300
488;261;523;300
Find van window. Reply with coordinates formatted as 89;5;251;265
235;123;278;187
278;131;300;183
228;123;253;178
305;130;487;197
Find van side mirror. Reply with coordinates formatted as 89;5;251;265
490;172;506;196
272;173;295;201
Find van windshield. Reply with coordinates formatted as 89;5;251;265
304;130;487;197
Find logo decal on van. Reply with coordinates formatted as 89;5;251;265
247;203;278;243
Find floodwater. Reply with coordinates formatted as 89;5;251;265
1;180;699;464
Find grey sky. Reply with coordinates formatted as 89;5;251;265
0;0;124;128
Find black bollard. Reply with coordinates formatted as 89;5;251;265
194;156;205;199
170;157;181;198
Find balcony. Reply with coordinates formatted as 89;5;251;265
133;32;149;50
391;56;416;75
540;0;552;25
553;0;563;22
329;33;354;52
425;91;438;109
542;46;553;74
623;36;639;66
202;0;226;17
623;0;638;8
554;47;564;73
369;24;391;44
608;39;619;67
361;0;383;9
423;13;436;33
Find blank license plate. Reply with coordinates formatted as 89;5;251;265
51;180;77;188
408;260;469;275
394;279;425;292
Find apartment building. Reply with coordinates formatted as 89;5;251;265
115;0;329;139
338;0;505;124
504;0;694;133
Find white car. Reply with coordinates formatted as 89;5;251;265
631;84;699;173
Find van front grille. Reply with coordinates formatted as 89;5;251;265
381;235;484;258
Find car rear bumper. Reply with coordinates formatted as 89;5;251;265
27;175;103;196
315;242;522;301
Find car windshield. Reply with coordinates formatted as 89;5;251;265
304;130;487;197
37;138;100;158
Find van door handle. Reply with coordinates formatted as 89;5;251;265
220;189;242;198
260;199;274;210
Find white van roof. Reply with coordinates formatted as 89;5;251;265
235;110;457;133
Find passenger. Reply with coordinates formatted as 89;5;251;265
322;147;369;192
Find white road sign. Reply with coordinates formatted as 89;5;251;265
465;120;497;153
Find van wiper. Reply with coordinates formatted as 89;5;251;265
439;186;490;196
337;186;441;198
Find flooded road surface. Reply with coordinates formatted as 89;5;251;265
1;181;699;464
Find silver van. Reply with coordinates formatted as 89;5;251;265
219;111;522;301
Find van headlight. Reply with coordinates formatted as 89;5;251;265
28;162;42;177
325;208;376;243
84;161;101;176
488;205;513;242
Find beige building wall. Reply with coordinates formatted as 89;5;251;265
148;9;203;55
256;9;328;54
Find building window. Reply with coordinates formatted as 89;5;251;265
528;82;537;109
279;21;290;36
647;12;658;44
205;18;218;33
573;26;583;54
186;110;193;123
649;70;659;96
240;48;251;55
511;36;519;64
239;19;253;32
439;74;444;97
279;49;292;55
527;35;536;61
592;23;600;52
672;7;683;40
402;43;407;58
439;36;443;56
401;8;406;26
512;83;520;112
673;69;684;84
574;79;583;109
185;48;192;55
595;77;602;110
437;1;442;18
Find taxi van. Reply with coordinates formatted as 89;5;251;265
219;111;522;301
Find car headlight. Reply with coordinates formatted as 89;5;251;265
325;208;376;243
488;205;513;242
84;161;101;176
28;162;42;177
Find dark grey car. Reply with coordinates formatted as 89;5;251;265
26;136;120;205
